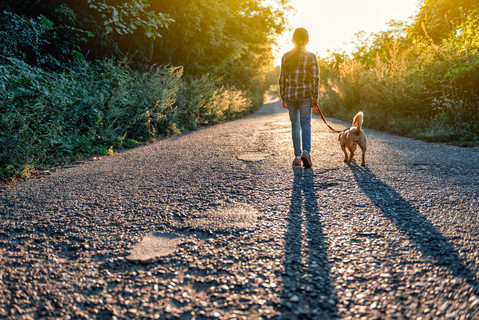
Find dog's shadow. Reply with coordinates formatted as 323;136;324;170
348;164;478;291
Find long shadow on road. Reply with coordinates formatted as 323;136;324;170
280;167;338;319
349;165;478;292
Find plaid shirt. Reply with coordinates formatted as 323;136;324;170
279;47;320;102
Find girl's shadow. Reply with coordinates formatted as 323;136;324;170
279;167;338;319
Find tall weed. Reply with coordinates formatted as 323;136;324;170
175;75;252;131
319;36;478;143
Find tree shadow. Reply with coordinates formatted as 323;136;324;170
280;167;338;319
348;164;478;292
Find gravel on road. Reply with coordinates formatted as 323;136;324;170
1;98;478;319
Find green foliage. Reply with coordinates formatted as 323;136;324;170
151;0;288;90
0;57;255;180
87;0;174;39
174;75;253;132
0;1;291;180
411;0;479;43
0;0;288;84
0;11;56;66
0;9;92;70
0;59;156;174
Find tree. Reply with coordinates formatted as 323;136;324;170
410;0;479;43
0;0;291;91
150;0;290;90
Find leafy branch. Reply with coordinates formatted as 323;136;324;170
87;0;174;39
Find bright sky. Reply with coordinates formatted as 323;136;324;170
275;0;419;63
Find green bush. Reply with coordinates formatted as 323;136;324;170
0;6;274;181
175;75;252;132
0;57;254;181
319;31;478;143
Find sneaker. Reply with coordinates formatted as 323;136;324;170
292;156;302;166
301;153;312;168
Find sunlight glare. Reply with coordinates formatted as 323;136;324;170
275;0;419;63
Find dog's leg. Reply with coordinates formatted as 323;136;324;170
348;147;355;163
359;142;366;166
341;144;348;162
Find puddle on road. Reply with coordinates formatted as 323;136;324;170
126;232;182;262
237;152;270;161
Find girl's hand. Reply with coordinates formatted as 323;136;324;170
282;101;288;109
312;99;319;107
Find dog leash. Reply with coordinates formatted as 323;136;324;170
313;105;348;133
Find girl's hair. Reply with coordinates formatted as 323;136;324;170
284;28;309;74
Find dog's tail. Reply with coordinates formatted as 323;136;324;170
352;112;363;135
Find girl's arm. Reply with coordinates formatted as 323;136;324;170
309;54;320;105
279;55;287;102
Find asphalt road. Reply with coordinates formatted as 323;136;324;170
1;97;479;319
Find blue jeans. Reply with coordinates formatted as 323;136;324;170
287;98;312;157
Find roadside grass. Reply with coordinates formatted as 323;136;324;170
321;106;478;147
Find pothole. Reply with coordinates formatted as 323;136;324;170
237;152;270;161
183;204;257;232
126;232;182;262
127;206;258;262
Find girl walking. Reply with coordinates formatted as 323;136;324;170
279;28;320;168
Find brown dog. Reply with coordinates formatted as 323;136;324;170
338;112;367;166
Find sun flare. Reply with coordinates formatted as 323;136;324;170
276;0;419;63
